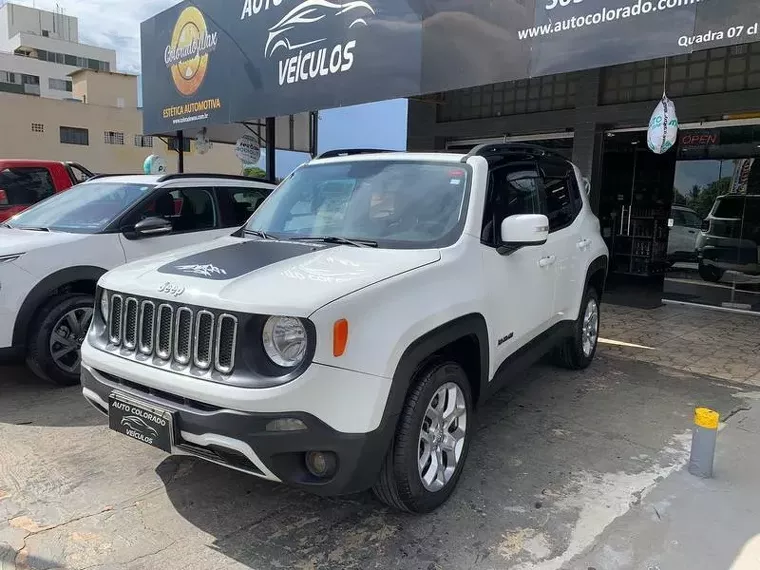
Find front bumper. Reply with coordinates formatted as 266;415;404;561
81;364;396;496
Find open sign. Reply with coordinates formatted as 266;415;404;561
679;130;720;148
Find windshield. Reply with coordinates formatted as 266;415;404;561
6;181;155;233
245;160;471;248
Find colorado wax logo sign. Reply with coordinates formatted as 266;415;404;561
647;95;678;155
240;0;375;86
165;6;219;96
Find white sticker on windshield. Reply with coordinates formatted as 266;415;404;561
450;179;462;185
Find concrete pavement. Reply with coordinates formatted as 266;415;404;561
0;346;750;570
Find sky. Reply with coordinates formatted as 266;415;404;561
13;0;407;177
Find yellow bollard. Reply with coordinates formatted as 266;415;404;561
688;407;719;479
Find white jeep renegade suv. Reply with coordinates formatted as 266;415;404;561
81;145;608;513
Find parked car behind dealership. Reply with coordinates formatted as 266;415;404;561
0;173;275;385
0;159;95;222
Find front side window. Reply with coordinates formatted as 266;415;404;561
246;161;471;249
482;162;544;245
0;167;56;206
5;182;154;233
132;187;217;233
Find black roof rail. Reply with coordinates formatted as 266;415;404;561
463;142;569;163
316;148;395;159
84;173;134;180
157;172;275;184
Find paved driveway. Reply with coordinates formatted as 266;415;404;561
0;304;755;570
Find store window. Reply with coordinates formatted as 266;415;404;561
664;125;760;312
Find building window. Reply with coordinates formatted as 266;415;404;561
60;126;89;146
600;41;760;104
168;136;191;152
134;135;153;148
48;78;72;92
31;123;44;133
437;73;579;122
104;131;124;145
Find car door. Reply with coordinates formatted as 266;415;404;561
118;186;231;262
539;157;583;324
481;160;554;363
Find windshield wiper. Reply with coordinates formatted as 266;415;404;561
292;236;378;248
17;226;49;232
244;229;274;240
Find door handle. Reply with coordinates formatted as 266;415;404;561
576;239;592;250
538;255;556;268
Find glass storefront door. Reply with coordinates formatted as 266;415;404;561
664;125;760;311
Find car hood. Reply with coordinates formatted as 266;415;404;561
0;227;89;255
100;237;441;316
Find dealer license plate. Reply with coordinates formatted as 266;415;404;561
108;393;174;453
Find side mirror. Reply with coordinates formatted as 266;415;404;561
498;214;549;255
582;177;591;196
133;217;172;238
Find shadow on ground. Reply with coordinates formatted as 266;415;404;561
147;353;742;570
0;364;102;428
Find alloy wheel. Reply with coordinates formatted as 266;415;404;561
49;307;93;374
582;298;599;357
417;382;468;492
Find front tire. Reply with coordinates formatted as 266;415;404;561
26;293;94;386
554;288;600;370
373;361;473;513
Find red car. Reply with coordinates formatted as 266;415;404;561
0;160;95;222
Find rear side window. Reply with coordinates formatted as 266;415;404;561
540;158;578;233
0;167;56;206
216;186;273;227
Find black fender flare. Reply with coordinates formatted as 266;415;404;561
13;266;107;348
584;255;609;298
370;313;490;458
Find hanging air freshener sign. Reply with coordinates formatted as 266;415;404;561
647;94;679;154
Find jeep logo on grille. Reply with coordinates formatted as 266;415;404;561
158;282;185;297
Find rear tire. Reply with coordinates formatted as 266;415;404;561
373;361;473;513
26;293;94;387
698;263;723;283
554;288;600;370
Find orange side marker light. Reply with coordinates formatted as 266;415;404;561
333;319;349;357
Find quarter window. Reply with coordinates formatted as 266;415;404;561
216;186;273;227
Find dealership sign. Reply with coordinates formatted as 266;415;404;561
141;0;760;134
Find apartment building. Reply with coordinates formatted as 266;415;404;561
0;2;241;174
0;2;114;99
0;68;241;173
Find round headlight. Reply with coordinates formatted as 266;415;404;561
99;291;110;322
262;316;307;368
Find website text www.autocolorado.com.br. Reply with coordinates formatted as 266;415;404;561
519;0;760;47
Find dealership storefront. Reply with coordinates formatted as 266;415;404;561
408;35;760;313
141;0;760;313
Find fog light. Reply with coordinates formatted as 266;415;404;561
305;451;337;478
265;418;307;432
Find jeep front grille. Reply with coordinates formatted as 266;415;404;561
106;295;238;374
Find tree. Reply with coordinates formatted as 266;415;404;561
243;166;266;179
693;177;731;220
